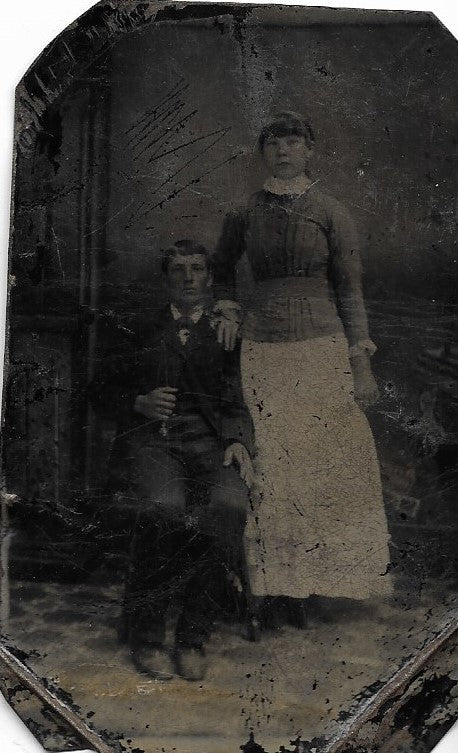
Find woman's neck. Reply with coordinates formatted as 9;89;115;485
264;173;313;196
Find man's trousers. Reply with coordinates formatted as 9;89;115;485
118;425;250;650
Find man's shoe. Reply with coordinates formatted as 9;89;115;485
175;646;207;682
131;645;174;681
287;598;309;629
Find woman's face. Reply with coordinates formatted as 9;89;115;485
262;133;311;179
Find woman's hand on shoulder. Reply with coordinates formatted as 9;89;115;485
211;300;243;351
216;318;240;351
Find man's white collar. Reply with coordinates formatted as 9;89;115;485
170;303;204;324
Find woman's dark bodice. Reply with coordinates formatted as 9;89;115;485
234;190;336;282
213;187;372;346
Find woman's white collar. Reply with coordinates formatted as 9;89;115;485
263;174;313;196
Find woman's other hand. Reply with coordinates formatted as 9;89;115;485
223;442;255;489
350;355;380;408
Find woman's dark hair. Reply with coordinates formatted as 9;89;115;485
258;111;315;152
161;239;212;275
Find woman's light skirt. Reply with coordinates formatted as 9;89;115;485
241;334;393;600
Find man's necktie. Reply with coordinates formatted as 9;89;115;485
176;316;193;346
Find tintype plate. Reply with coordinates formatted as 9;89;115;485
1;3;457;752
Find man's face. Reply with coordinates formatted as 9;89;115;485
166;253;212;308
262;134;311;180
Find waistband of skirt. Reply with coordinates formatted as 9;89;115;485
242;277;343;343
249;276;328;299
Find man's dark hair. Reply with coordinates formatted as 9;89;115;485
161;239;212;275
258;111;315;152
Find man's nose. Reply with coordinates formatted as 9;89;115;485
184;266;193;282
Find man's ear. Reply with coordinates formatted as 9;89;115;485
206;271;213;288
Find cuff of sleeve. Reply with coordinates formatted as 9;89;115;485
224;438;250;453
349;339;377;359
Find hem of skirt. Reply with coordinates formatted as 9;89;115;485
249;584;394;599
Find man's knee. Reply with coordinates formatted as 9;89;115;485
154;479;188;518
207;468;249;531
132;450;187;521
211;466;249;504
138;481;187;526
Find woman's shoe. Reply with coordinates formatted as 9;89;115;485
246;616;262;642
287;598;309;629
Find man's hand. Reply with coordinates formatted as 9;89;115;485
351;355;380;408
134;387;178;421
223;442;255;488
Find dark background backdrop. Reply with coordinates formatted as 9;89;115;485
15;13;458;296
104;17;457;301
5;8;458;583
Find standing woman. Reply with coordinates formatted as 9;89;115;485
213;112;392;622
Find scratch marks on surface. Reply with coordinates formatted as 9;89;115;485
122;77;243;230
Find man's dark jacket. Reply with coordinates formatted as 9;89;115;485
90;305;254;461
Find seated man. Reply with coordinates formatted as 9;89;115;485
91;239;254;681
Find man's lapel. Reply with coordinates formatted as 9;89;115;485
183;312;221;433
141;307;185;383
158;307;187;356
184;310;215;353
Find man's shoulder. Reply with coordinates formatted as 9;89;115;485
146;304;173;328
133;305;173;344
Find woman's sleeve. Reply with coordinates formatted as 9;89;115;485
328;200;376;355
212;210;246;302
